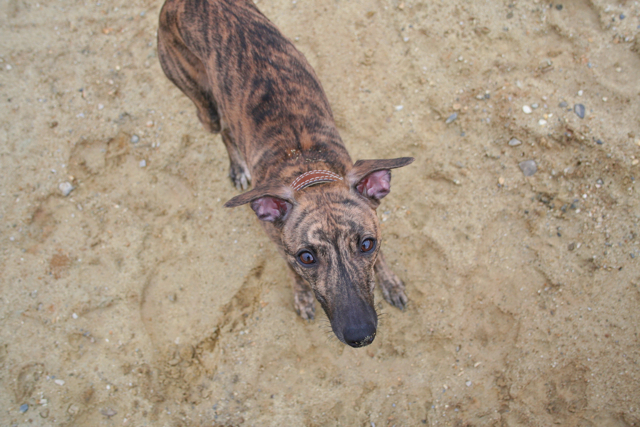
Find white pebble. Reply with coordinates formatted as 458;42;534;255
59;182;74;196
522;105;532;114
139;160;146;168
395;105;404;111
508;138;522;146
54;379;65;386
538;119;547;126
72;313;78;319
98;104;104;110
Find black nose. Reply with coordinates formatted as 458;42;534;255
343;323;377;348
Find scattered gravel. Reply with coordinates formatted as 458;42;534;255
59;182;74;196
101;408;117;418
445;112;458;124
508;138;522;146
519;160;538;176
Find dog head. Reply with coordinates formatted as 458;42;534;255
225;157;413;347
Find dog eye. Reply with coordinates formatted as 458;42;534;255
360;238;376;253
298;251;316;265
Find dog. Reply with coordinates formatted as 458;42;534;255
158;0;413;348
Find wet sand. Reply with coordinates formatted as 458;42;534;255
1;0;639;425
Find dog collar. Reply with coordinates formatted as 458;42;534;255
291;170;343;191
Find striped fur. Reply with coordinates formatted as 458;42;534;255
158;0;413;347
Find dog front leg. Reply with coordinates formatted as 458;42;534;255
289;267;316;320
375;250;408;310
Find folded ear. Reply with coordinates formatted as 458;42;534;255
224;183;295;222
348;157;414;202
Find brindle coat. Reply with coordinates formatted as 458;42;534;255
158;0;413;347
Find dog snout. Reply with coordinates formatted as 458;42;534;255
343;322;377;348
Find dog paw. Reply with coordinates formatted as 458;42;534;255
379;275;408;310
294;290;316;320
229;163;251;190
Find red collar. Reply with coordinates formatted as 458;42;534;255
291;170;343;191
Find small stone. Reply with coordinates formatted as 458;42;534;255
596;178;604;187
508;138;522;146
522;105;532;114
559;101;568;108
596;139;604;145
531;103;539;109
59;182;74;196
498;177;505;185
101;408;117;418
146;120;154;127
20;404;29;413
574;104;585;119
395;105;403;111
568;242;576;251
452;103;461;110
619;14;625;20
445;112;458;124
98;104;104;110
519;160;538;176
465;381;472;387
556;4;563;10
578;90;584;96
538;119;547;126
130;134;140;144
40;408;49;418
139;159;146;168
632;159;639;166
54;379;65;386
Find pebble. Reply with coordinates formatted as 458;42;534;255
20;404;29;413
559;101;568;108
40;408;49;418
445;112;458;124
574;104;585;119
131;134;140;143
522;105;532;114
139;159;147;168
395;105;403;111
59;182;74;197
465;381;472;387
54;379;65;386
596;178;604;187
531;103;539;109
519;160;538;176
596;139;604;145
101;408;117;418
538;119;547;126
508;137;522;146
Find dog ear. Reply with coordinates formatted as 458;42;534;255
224;183;294;222
348;157;414;201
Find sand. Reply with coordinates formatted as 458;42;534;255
1;0;639;425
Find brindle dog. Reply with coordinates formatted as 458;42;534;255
158;0;414;347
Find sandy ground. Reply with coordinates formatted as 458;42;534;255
1;0;640;425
